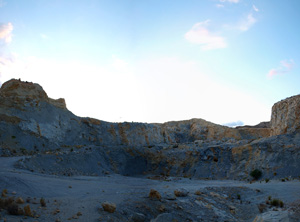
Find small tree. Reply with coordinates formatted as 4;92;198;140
250;169;262;180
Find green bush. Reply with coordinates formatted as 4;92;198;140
269;198;284;208
250;169;262;180
270;199;279;206
40;197;46;207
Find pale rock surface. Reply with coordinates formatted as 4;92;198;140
271;95;300;136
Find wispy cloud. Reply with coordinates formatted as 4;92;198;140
216;4;224;8
185;20;227;50
40;33;49;40
0;22;13;43
0;53;17;86
237;13;256;31
268;59;295;78
252;5;259;12
0;0;6;8
219;0;239;3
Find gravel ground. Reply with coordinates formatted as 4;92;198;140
0;157;299;222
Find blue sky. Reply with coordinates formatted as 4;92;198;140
0;0;299;126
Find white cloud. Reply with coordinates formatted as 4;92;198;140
185;20;227;50
268;59;295;78
253;5;259;12
216;4;224;8
0;22;13;43
40;33;49;40
111;55;129;72
238;13;256;31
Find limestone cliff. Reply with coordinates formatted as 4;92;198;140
271;95;300;136
0;79;66;109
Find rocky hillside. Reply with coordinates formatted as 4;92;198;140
0;79;269;152
1;79;300;180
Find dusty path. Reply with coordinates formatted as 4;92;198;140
0;157;299;221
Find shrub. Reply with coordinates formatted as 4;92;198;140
195;190;202;196
7;203;23;215
270;199;280;207
1;189;8;197
258;203;267;213
237;194;241;200
40;197;46;207
270;199;284;208
250;169;262;180
265;178;270;183
16;197;24;204
0;197;14;210
24;205;32;216
149;189;161;200
280;200;284;207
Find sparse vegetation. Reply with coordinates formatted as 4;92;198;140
0;197;25;216
7;203;23;215
270;199;283;207
195;190;202;196
15;197;24;204
24;204;32;216
40;197;46;207
149;189;161;200
265;178;270;183
258;203;267;213
250;169;262;180
1;189;8;197
237;194;241;200
265;196;284;208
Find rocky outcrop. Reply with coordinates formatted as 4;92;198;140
271;95;300;136
1;79;300;181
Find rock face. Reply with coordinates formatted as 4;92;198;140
1;79;300;180
0;79;270;153
271;95;300;136
0;79;66;109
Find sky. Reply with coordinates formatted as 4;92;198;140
0;0;299;126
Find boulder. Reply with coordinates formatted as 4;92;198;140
101;201;116;213
174;188;189;197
